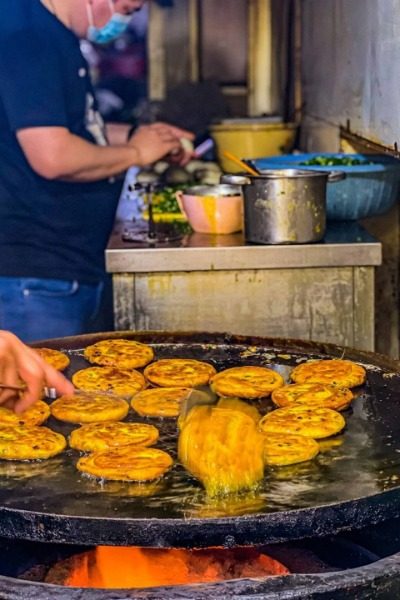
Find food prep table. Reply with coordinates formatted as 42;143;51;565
106;221;382;352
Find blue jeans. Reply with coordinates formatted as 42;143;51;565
0;277;107;343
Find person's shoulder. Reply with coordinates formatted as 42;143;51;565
0;18;67;73
0;28;49;64
0;3;63;54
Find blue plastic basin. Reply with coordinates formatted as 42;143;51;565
253;153;400;221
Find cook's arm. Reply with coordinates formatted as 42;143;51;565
17;122;194;182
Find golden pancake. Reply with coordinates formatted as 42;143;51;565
144;359;216;388
0;425;66;460
216;397;261;424
131;387;190;418
271;382;353;411
290;359;366;388
262;432;320;466
34;348;70;371
77;446;173;482
72;366;146;397
69;421;159;452
0;400;50;426
83;338;154;369
50;393;129;424
210;366;284;399
259;406;346;439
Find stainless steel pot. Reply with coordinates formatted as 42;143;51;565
221;169;345;244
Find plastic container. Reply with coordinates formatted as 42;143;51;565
210;118;298;173
175;185;243;234
253;153;400;221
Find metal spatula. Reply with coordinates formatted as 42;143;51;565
180;385;218;420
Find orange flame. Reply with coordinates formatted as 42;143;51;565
63;546;289;589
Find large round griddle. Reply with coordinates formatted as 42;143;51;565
1;331;400;548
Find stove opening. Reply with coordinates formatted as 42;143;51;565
14;529;386;593
44;545;290;589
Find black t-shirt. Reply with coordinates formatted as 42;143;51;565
0;0;123;282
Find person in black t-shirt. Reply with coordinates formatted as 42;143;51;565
0;0;193;342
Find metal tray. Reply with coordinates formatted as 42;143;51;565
0;332;399;548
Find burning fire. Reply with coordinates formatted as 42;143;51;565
58;545;289;589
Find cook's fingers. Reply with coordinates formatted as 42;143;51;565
1;357;25;392
14;369;73;414
4;337;74;413
0;389;20;410
152;122;194;140
19;344;73;395
1;396;19;411
160;133;180;144
42;362;74;396
149;124;175;138
179;138;194;153
0;359;31;412
153;128;182;144
13;384;43;414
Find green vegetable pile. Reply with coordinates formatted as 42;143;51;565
152;186;184;214
299;155;373;167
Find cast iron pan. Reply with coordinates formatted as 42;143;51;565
0;331;400;548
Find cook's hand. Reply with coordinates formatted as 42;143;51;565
128;122;194;167
166;136;195;167
0;330;74;414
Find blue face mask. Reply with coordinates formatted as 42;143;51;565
86;0;132;45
